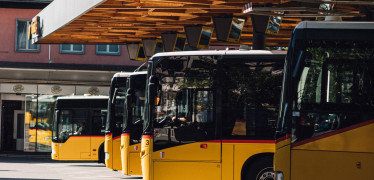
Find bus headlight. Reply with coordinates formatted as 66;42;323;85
275;171;283;180
105;153;109;160
52;149;56;154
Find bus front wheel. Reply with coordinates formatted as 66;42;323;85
245;157;274;180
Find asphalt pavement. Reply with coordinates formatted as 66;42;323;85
0;154;142;180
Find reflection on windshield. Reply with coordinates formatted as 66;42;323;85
153;56;216;150
291;40;374;142
106;88;126;133
152;55;283;150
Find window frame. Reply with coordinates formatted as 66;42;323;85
15;19;40;52
60;44;85;54
96;44;121;55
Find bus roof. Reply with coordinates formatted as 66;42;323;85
151;50;287;59
295;21;374;30
56;95;109;100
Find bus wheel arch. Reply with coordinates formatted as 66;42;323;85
241;153;274;180
98;143;105;164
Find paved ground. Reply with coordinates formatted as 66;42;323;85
0;155;142;180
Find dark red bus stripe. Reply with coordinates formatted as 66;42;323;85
113;136;121;140
276;134;291;143
122;133;130;136
203;140;275;143
142;135;153;139
70;135;105;138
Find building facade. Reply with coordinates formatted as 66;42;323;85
0;1;145;152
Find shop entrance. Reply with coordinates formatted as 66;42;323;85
1;100;22;151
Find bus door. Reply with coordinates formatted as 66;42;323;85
152;87;221;179
58;109;91;160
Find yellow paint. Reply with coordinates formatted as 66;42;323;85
274;144;290;180
112;137;122;170
105;134;122;170
91;136;105;161
151;142;221;161
146;141;274;180
104;134;112;168
120;134;129;175
121;134;142;175
51;136;104;161
232;143;274;180
153;161;221;180
51;142;58;160
291;150;374;180
276;122;374;180
129;151;142;175
276;136;291;150
141;136;153;180
294;123;374;152
222;144;234;180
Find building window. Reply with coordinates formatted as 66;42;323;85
60;44;84;54
96;45;120;55
15;19;40;52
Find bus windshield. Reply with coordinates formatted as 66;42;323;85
152;56;216;150
284;39;374;142
151;54;283;150
127;84;146;144
106;85;127;134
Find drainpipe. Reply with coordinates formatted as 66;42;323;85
48;44;52;63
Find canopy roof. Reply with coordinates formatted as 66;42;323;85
33;0;367;47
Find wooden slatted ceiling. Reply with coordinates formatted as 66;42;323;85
35;0;300;46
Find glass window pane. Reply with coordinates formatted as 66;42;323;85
28;40;38;50
92;110;106;135
16;20;39;51
61;44;71;51
73;44;83;51
109;45;119;52
24;95;37;152
17;21;27;50
221;60;282;139
72;109;89;135
97;45;107;52
36;95;57;152
58;110;73;141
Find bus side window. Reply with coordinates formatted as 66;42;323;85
221;61;281;139
92;110;105;135
72;109;88;135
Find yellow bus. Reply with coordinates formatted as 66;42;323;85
121;71;147;175
141;50;285;180
105;72;129;170
274;21;374;180
51;95;108;161
105;71;146;173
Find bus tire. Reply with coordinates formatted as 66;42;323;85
244;156;274;180
98;143;105;164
